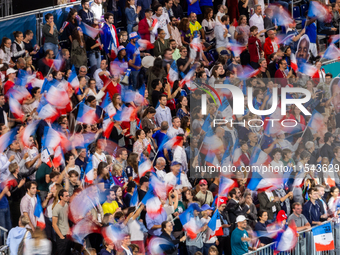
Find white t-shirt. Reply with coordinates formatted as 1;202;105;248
201;217;217;243
92;152;107;169
152;13;170;39
128;219;144;241
122;246;133;255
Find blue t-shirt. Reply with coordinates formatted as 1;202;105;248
302;20;317;43
231;228;249;255
152;130;167;158
125;42;141;72
187;0;202;15
200;0;213;6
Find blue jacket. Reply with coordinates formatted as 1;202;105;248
302;200;321;226
7;227;32;255
78;9;94;26
125;7;138;25
101;23;119;54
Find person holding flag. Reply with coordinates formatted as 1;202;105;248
231;215;257;255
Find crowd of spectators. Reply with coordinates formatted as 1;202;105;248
1;0;340;254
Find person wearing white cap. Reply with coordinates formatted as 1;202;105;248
4;68;17;96
275;130;302;152
230;215;257;255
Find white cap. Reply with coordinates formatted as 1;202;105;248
6;68;17;76
235;215;247;223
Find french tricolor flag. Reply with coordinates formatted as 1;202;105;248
167;61;179;87
163;135;184;150
37;100;59;123
323;43;340;60
232;138;242;167
138;158;153;178
42;126;61;152
85;161;94;184
290;53;298;72
179;64;197;89
21;120;39;148
34;195;46;229
274;221;298;254
53;146;65;168
307;109;327;136
206;209;224;240
67;66;79;93
298;63;318;77
150;174;172;200
205;150;219;168
46;85;70;107
77;102;98;125
101;93;116;118
148;237;176;255
102;117;114;139
146;196;163;219
8;86;30;104
137;39;154;51
79;21;102;39
151;19;159;36
102;224;124;245
179;203;201;239
227;42;246;57
9;94;25;122
218;176;236;196
70;218;101;244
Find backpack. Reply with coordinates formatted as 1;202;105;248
17;230;29;255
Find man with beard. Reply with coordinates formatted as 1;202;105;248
169;16;182;48
78;0;94;25
102;12;119;60
256;58;270;79
90;0;103;21
226;54;242;73
170;39;181;60
126;32;150;90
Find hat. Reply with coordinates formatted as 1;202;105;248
145;8;153;12
129;32;139;40
201;204;214;211
236;215;247;223
276;210;287;222
277;130;285;136
6;68;17;76
117;45;126;53
171;161;182;166
199;179;208;186
142;56;155;68
140;176;149;185
216;196;228;207
220;50;230;56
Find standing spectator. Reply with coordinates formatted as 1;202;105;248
226;188;249;229
263;8;276;31
248;26;263;69
137;0;152;21
0;37;14;66
7;215;32;255
102;12;119;60
152;5;172;40
231;215;256;255
94;59;110;90
169;17;182;48
254;210;272;244
227;0;239;25
86;22;102;70
215;15;230;54
20;181;38;231
42;13;59;56
71;27;87;69
189;13;205;39
24;227;52;255
178;18;192;49
78;0;94;26
263;30;278;62
90;0;104;21
138;9;154;42
52;189;71;254
286;22;305;54
160;220;186;255
36;161;52;202
202;8;216;43
125;0;140;35
172;0;184;19
0;186;11;244
249;5;265;44
154;29;170;58
274;59;292;87
187;1;202;22
288;202;311;231
257;189;281;223
126;32;144;90
302;187;323;226
302;16;318;59
11;31;27;63
196;179;214;206
238;0;249;22
63;8;79;46
164;0;174;18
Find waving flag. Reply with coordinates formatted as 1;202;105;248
150;173;173;200
190;31;202;53
79;21;102;39
148;237;176;255
70;218;101;244
46;85;70;107
130;184;138;207
290;53;298;72
8;86;30;104
42;126;61;151
308;109;327;137
53;146;65;168
179;64;198;89
9;94;25;121
167;61;179;87
61;21;69;31
271;5;293;26
102;117;114;139
205;150;219;168
85;160;94;184
37;96;59;122
227;42;246;56
67;66;79;93
206;209;223;240
34;195;46;229
42;54;64;71
277;34;295;45
308;1;331;22
137;39;154;50
163;135;184;150
179;203;202;239
232;138;242;167
102;225;124;245
274;221;298;253
101;93;116;118
219;176;236;196
323;43;340;60
146;196;163;218
330;34;340;44
141;186;156;205
237;65;261;78
138;157;153;177
77;102;98;125
113;105;138;122
151;19;159;36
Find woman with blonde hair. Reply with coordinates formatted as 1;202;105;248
24;227;51;255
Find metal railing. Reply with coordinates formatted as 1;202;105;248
0;226;8;255
245;220;340;255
